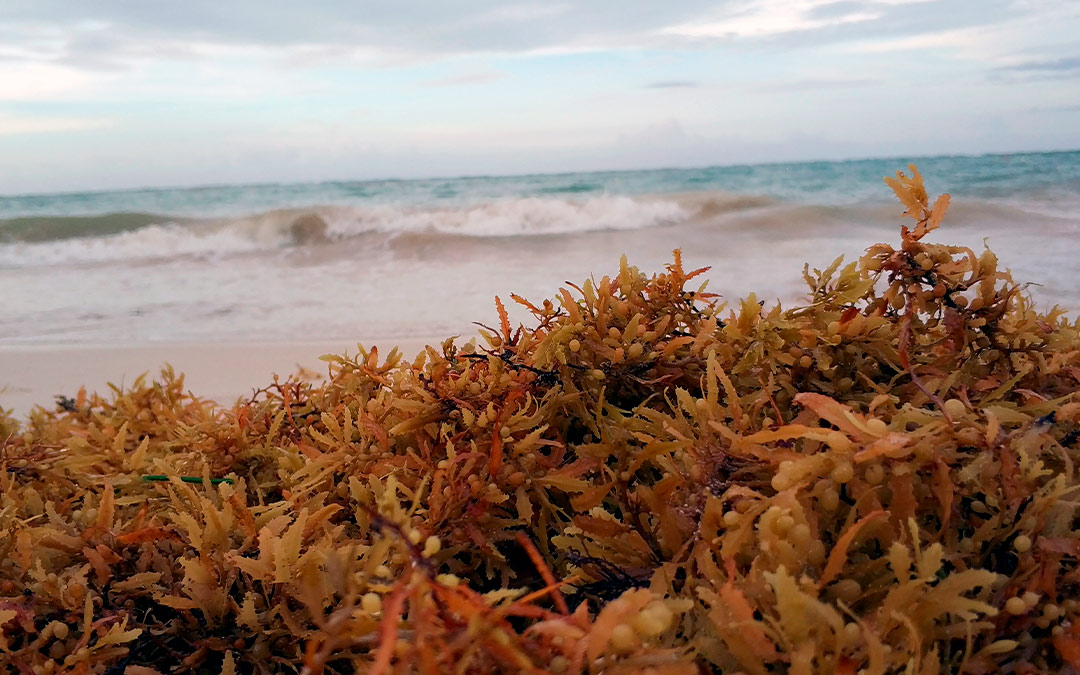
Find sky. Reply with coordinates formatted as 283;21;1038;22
0;0;1078;194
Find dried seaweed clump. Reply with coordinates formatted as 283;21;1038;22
3;166;1080;674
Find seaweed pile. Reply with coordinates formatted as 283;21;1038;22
2;167;1080;674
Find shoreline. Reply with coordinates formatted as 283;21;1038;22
0;338;442;418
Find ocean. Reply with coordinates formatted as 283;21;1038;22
2;150;1078;345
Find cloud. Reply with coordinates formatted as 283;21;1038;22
840;27;984;54
0;0;1039;75
0;113;110;134
421;72;504;87
1000;56;1080;73
992;55;1080;83
660;0;881;39
753;78;879;91
0;61;108;100
644;80;700;89
1029;103;1080;113
0;2;714;67
615;118;691;148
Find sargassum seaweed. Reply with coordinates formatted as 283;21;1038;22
2;165;1080;674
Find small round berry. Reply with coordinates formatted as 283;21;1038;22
1005;596;1027;615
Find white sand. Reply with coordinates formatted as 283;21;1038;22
0;338;440;418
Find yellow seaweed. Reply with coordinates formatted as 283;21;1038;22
1;166;1079;673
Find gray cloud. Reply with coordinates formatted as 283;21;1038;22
0;2;717;66
1001;56;1080;73
753;78;880;92
644;80;700;89
0;0;1037;72
1030;103;1080;113
992;55;1080;83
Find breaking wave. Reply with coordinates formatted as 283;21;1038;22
0;193;769;268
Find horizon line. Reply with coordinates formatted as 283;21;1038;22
2;146;1076;200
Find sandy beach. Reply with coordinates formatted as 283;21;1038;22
0;338;439;418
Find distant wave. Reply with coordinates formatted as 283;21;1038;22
0;212;179;243
1;189;1073;269
535;182;603;195
0;192;774;268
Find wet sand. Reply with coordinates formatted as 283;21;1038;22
0;338;441;418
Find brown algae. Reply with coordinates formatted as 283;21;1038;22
1;166;1080;673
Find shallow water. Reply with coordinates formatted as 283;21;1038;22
1;151;1077;344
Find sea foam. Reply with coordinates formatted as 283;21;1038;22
1;151;1077;344
0;195;699;267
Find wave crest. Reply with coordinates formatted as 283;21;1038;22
0;194;712;267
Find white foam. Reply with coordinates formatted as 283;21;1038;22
331;195;690;237
0;195;692;268
0;222;267;267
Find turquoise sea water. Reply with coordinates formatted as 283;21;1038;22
0;150;1077;344
2;150;1078;235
